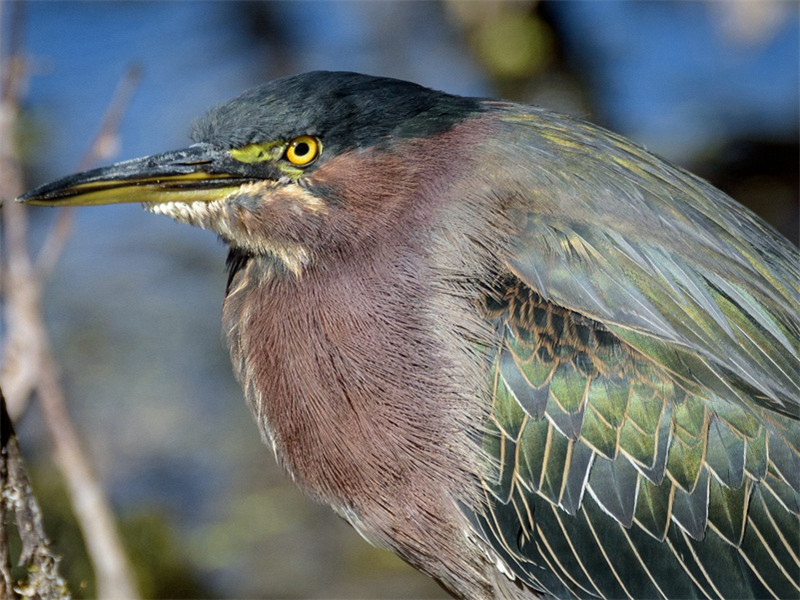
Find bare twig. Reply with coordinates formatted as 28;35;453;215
35;347;138;599
0;0;25;104
35;63;142;279
0;2;140;597
4;63;144;409
0;1;33;423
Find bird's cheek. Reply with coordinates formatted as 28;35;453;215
306;152;418;236
224;182;329;249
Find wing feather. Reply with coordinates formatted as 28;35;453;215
463;106;799;597
491;106;800;417
467;274;799;597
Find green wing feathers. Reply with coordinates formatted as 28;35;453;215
497;107;800;419
463;107;799;598
471;277;800;599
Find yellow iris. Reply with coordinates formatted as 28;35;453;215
285;136;320;166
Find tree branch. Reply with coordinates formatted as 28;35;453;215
0;2;141;597
1;387;70;599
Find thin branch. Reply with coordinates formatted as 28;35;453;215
2;63;143;416
35;347;138;599
0;0;33;423
0;0;25;104
35;63;142;279
0;2;140;597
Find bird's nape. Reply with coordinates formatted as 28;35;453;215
18;71;800;599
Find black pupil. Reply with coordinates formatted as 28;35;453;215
294;141;310;156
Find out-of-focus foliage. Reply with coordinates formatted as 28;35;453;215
121;513;209;599
446;1;554;84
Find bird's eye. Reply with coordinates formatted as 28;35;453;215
285;136;320;166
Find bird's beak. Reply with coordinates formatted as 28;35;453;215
18;143;254;207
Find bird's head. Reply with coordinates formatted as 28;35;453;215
20;71;483;274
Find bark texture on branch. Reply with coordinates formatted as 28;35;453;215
1;388;71;600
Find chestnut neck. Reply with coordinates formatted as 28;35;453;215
222;237;476;519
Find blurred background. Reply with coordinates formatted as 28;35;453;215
4;1;798;598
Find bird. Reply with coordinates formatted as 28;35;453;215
20;71;800;599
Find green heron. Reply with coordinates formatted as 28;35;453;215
20;72;800;599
